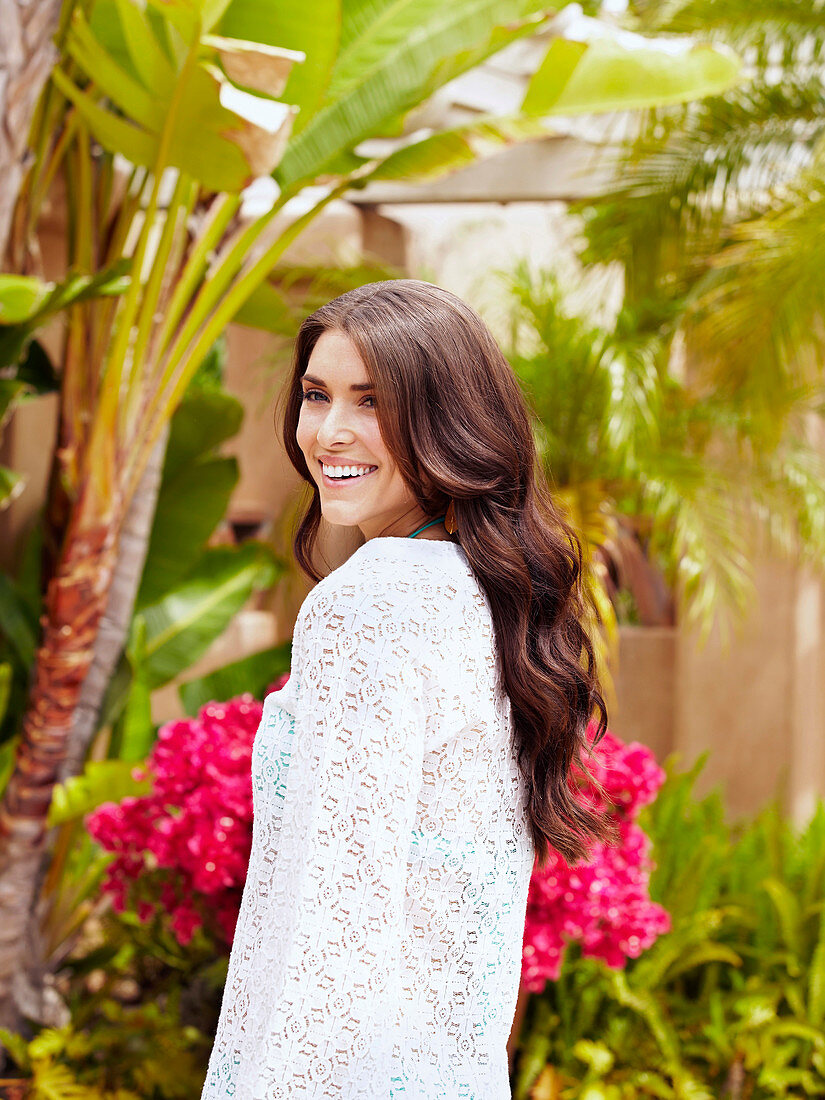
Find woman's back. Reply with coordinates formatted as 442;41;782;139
201;536;535;1098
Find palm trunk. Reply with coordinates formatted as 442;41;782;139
0;0;63;263
60;426;169;782
0;500;119;1031
0;426;167;1036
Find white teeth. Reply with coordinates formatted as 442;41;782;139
321;462;377;479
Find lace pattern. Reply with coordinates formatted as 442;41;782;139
201;537;535;1098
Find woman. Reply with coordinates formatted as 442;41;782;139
201;280;614;1098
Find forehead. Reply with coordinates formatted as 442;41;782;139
305;329;368;380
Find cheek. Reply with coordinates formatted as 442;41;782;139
295;407;315;451
361;421;388;461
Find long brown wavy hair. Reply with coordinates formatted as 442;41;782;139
277;279;618;869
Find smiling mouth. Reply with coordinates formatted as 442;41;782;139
319;462;378;486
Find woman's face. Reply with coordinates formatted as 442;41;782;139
296;328;427;541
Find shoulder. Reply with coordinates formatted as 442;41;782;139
295;541;485;652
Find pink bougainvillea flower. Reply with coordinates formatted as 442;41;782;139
89;694;670;977
521;721;671;991
87;695;265;946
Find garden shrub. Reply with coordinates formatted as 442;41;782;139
513;753;825;1099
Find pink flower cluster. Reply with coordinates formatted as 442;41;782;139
86;677;289;946
521;726;671;991
87;680;668;981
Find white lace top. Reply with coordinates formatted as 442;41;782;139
201;536;535;1099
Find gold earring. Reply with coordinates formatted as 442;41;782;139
444;500;457;535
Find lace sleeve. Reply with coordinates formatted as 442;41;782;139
251;579;428;1098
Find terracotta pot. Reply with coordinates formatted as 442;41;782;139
0;1080;31;1099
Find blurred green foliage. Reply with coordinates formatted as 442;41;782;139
512;753;825;1098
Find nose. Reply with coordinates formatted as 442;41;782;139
315;399;357;448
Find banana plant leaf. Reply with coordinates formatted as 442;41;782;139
47;759;153;827
0;265;128;370
357;30;740;193
275;0;547;188
145;0;233;39
0;665;11;731
216;0;340;131
0;574;37;668
55;3;301;192
137;456;239;609
161;388;243;477
178;639;292;714
278;0;740;191
0;467;22;511
522;32;741;117
137;541;280;689
232;259;401;334
116;616;154;762
135;389;244;608
366;114;552;183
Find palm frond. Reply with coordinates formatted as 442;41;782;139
640;450;757;649
686;170;825;401
630;0;825;73
577;77;825;296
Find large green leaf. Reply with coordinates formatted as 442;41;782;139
275;0;548;189
161;388;243;478
0;276;52;324
100;0;178;91
326;0;537;101
366;113;551;183
69;8;167;131
136;387;244;609
57;5;299;191
230;275;297;334
179;640;292;713
116;616;155;762
48;760;153;827
0;574;37;667
0;665;11;730
232;260;400;333
0;459;20;513
217;0;340;133
146;0;233;40
0;381;24;430
522;34;741;117
0;263;129;370
136;455;238;608
139;541;279;689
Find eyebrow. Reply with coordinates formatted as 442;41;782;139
301;374;374;392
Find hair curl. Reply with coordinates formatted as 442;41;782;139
277;279;618;868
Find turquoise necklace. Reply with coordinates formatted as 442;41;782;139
408;514;447;538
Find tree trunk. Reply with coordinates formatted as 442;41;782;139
0;499;119;1032
59;425;169;782
0;425;168;1039
0;0;63;263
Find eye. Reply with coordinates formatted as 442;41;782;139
300;390;376;407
